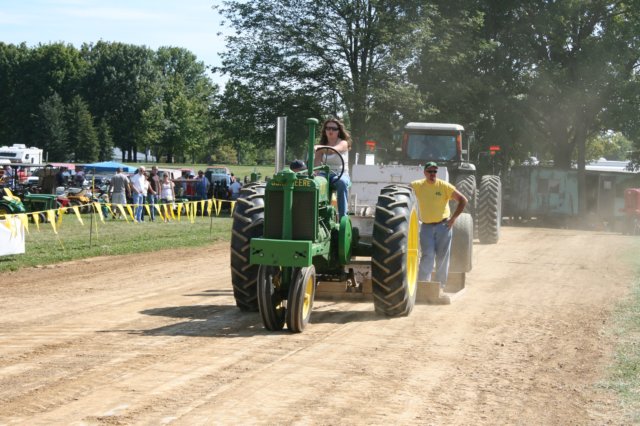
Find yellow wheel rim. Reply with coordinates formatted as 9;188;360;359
406;207;419;296
302;271;314;318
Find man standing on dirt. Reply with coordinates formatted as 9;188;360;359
411;162;467;288
108;167;131;216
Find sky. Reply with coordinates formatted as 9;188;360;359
0;0;230;85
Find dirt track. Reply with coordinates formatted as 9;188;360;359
0;226;637;424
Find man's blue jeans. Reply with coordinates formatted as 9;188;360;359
146;194;158;221
132;192;145;222
419;221;452;288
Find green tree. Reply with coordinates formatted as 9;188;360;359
155;47;217;163
82;41;161;162
217;0;424;162
34;93;68;161
217;79;323;163
586;131;633;162
0;43;29;144
67;95;98;162
97;118;114;161
0;42;85;148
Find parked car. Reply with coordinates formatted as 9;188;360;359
205;166;232;186
205;166;232;200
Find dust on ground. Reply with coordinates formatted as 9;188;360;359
0;227;637;424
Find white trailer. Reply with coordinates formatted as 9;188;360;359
0;144;44;164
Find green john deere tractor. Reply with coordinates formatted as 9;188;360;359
230;118;420;332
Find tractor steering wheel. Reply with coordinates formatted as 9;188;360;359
316;145;346;183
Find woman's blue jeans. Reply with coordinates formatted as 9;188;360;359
329;172;350;218
419;221;452;288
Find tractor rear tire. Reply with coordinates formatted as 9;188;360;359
286;266;316;333
371;185;419;317
257;265;286;331
230;183;265;311
478;175;502;244
452;174;478;239
450;212;473;273
452;174;476;216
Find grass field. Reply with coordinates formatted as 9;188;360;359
2;162;275;273
0;210;233;273
604;273;640;421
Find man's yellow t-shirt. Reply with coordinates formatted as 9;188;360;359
410;178;456;223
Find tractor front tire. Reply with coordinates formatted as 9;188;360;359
230;183;265;311
257;265;286;331
478;175;502;244
286;265;316;333
371;185;419;317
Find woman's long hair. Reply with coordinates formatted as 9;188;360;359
319;118;352;149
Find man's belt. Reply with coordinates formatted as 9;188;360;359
425;218;448;225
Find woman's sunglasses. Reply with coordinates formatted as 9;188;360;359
325;126;339;131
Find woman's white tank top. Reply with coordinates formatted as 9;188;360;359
323;143;349;174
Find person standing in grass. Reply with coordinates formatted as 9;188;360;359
160;174;175;222
130;167;149;222
147;166;161;222
108;167;130;218
195;170;210;215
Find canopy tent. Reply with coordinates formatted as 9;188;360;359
82;161;137;174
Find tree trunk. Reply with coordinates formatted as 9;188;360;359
551;135;575;170
574;121;588;216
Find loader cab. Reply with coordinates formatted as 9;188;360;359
402;123;465;166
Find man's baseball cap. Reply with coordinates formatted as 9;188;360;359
424;162;438;170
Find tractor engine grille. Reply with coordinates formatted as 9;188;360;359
264;190;316;240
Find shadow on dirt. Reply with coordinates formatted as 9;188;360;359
310;309;386;325
131;303;386;337
182;288;235;297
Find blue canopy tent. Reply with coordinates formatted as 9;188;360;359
83;161;138;174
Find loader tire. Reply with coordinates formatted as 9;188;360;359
230;183;265;311
371;185;419;317
477;175;501;244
